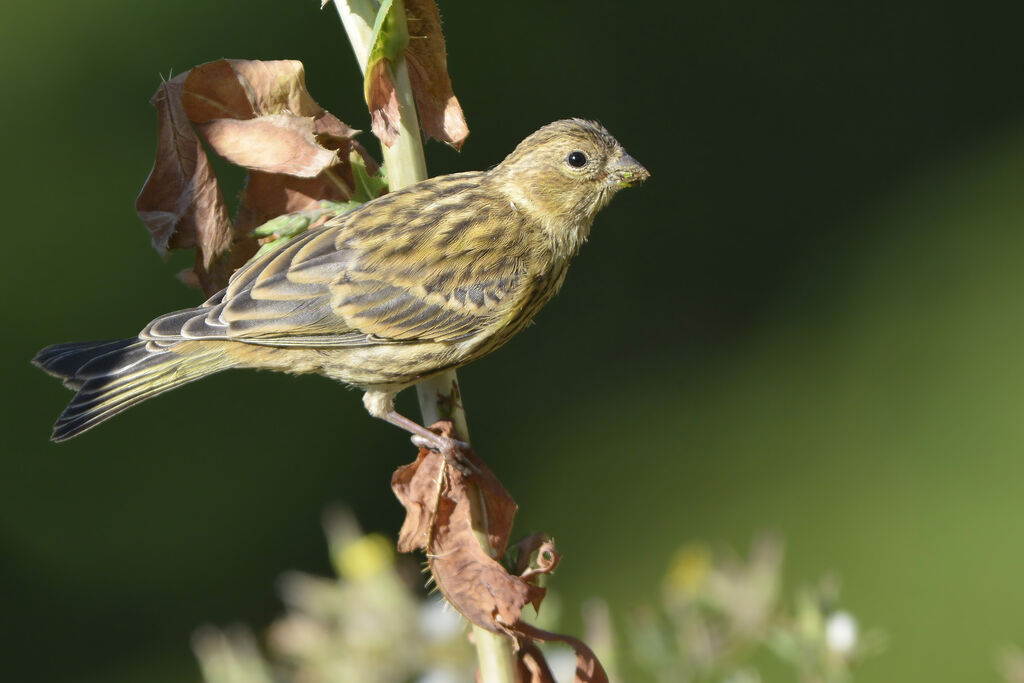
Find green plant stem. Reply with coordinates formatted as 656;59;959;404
330;2;516;681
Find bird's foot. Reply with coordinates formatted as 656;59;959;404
410;433;478;476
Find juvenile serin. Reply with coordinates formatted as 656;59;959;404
34;119;649;452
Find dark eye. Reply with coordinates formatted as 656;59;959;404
566;151;588;168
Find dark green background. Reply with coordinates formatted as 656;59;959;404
3;1;1024;681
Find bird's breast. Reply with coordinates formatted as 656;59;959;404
472;260;571;357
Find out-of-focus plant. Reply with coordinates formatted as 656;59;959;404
193;510;476;683
604;535;884;683
998;645;1024;683
193;528;883;683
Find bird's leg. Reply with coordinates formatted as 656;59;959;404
362;390;472;467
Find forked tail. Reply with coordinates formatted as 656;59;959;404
33;339;229;441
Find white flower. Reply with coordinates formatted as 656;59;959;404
825;611;858;655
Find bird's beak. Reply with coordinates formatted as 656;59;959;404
607;153;650;188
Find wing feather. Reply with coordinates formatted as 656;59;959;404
143;172;537;348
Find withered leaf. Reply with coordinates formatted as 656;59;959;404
227;59;324;118
404;0;469;149
135;73;233;272
137;58;379;295
235;171;351;238
364;0;408;147
515;622;610;683
179;250;230;300
510;534;561;583
183;59;339;127
195;115;339;177
363;0;468;148
392;422;540;632
391;422;610;682
517;642;557;683
314;113;361;145
181;60;256;122
366;59;402;148
231;141;381;267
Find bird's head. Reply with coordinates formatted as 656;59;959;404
491;119;649;254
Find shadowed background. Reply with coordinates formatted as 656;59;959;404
2;1;1024;681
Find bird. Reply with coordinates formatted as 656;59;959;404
33;118;649;454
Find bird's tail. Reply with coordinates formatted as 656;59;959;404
33;338;231;442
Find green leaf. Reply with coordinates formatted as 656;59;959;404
363;0;410;102
248;200;365;259
252;213;311;238
350;151;389;202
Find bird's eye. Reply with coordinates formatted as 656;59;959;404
566;151;588;168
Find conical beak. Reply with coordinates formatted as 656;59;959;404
608;153;650;188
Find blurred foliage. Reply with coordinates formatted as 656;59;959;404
619;537;882;683
193;511;475;683
1000;647;1024;683
4;1;1024;683
194;522;880;683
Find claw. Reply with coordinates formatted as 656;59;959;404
410;434;434;451
409;433;478;475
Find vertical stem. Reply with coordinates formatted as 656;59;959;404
334;0;377;73
330;2;516;681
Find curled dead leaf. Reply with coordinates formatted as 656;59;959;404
366;59;401;148
511;534;561;584
226;59;324;118
313;113;361;145
391;422;609;682
181;60;256;122
404;0;469;149
515;622;610;683
135;73;233;290
517;641;557;683
362;0;408;148
136;58;380;296
195;116;339;177
235;172;348;238
392;426;537;631
362;0;468;148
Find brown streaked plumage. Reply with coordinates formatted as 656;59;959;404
34;119;649;451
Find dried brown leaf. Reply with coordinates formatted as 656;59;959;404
137;58;375;294
183;59;340;127
392;422;540;632
183;249;230;298
135;73;233;273
230;134;378;264
392;422;610;683
517;642;557;683
195;116;339;177
404;0;469;149
313;113;361;145
515;622;610;683
181;60;256;122
513;534;561;583
226;59;323;117
366;59;401;148
235;171;351;236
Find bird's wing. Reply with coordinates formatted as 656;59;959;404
144;173;533;347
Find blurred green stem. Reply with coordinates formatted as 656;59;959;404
330;2;516;682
